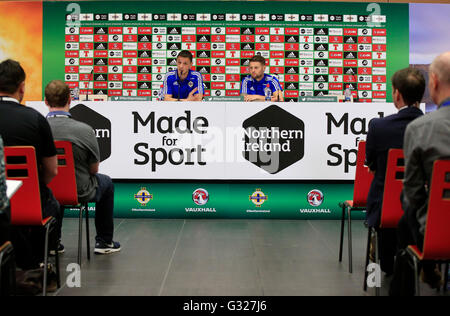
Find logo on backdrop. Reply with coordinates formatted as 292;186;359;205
134;187;153;206
192;188;209;206
249;189;268;207
307;189;324;207
69;104;111;161
133;110;208;172
243;105;305;174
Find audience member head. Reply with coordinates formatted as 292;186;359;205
0;59;26;102
249;55;266;81
44;80;71;109
391;67;425;108
429;51;450;106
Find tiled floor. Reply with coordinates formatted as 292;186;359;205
52;218;448;296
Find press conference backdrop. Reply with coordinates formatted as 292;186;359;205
28;101;424;218
36;0;410;218
43;1;409;103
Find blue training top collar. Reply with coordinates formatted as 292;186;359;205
46;111;72;118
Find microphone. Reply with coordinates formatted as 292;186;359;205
177;78;181;101
86;69;94;101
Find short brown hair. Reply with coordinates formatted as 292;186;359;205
391;67;425;106
45;80;70;108
177;50;193;62
0;59;26;94
249;55;266;66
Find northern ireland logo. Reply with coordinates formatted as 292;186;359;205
134;187;153;206
243;105;305;174
70;104;111;162
249;189;268;207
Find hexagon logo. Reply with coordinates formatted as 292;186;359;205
243;105;305;174
69;104;111;161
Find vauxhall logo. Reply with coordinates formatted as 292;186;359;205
243;105;305;174
69;104;112;161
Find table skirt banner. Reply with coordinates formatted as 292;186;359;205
27;101;420;181
63;181;365;219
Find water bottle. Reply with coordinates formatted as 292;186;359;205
158;84;164;101
264;83;272;101
72;86;80;101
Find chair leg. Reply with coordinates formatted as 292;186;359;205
0;252;4;296
10;251;16;296
339;204;345;262
347;206;353;273
412;256;420;296
444;263;449;293
77;205;83;266
54;232;61;289
43;223;51;296
85;203;90;261
374;229;380;297
363;227;371;291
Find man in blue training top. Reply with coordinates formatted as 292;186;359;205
241;55;283;102
162;50;204;101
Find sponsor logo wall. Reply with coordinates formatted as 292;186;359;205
44;1;409;104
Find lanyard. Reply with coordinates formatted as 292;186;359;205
46;111;71;118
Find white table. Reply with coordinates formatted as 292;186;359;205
6;180;22;199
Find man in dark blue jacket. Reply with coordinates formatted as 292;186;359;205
365;67;425;275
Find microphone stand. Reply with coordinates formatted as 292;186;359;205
86;69;94;101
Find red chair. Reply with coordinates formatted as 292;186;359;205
4;146;60;296
48;141;90;266
0;241;16;296
407;160;450;296
338;141;374;273
363;148;404;295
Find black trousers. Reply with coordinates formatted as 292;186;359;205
376;227;397;275
10;189;62;270
389;213;436;295
0;207;10;245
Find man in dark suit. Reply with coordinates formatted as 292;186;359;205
390;52;450;295
365;67;425;275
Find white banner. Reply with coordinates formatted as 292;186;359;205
27;101;425;180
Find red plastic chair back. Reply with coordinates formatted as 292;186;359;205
352;141;374;207
48;141;79;206
380;149;405;228
422;160;450;260
4;146;44;226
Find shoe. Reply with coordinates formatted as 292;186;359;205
38;263;59;293
94;240;121;255
49;244;65;256
46;271;58;293
420;268;443;290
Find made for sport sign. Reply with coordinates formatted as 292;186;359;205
43;1;409;103
28;101;424;180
